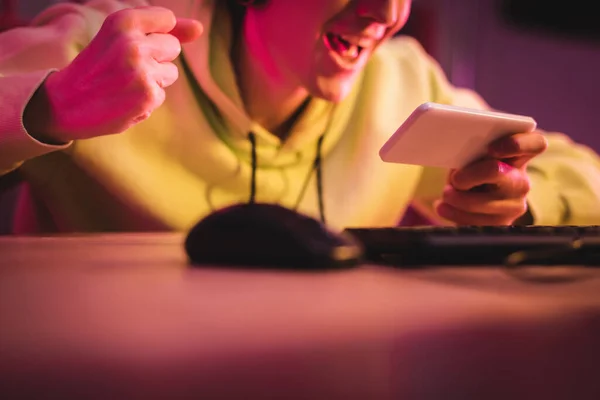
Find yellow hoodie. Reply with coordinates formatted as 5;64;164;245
1;0;600;234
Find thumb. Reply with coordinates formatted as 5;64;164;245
169;18;203;43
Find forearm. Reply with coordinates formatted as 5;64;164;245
0;71;72;175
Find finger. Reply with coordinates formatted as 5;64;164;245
441;185;528;215
125;78;166;122
435;201;516;226
145;33;181;62
132;85;165;123
169;18;204;43
452;163;530;199
450;159;512;191
496;169;531;199
120;85;165;130
106;7;177;35
499;155;530;169
151;61;179;88
488;132;548;160
127;0;150;6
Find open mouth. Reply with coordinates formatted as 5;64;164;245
323;32;365;65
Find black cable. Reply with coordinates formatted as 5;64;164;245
315;134;326;224
248;132;257;204
249;132;327;224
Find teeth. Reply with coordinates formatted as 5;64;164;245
326;33;361;62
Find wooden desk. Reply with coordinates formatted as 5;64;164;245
1;233;599;399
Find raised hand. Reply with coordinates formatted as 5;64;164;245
25;6;203;143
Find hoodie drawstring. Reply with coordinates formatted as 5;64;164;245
247;132;326;224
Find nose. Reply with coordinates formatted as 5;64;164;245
356;0;399;27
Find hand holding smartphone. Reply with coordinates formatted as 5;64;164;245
379;102;537;169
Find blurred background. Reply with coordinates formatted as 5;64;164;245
2;0;599;150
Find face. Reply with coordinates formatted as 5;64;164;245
243;0;412;102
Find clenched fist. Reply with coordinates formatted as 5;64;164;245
25;6;203;143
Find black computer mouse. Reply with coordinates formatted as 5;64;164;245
185;203;363;270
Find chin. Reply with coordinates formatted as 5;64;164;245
310;74;359;103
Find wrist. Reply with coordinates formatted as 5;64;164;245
23;73;70;145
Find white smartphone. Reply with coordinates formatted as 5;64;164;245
379;102;537;169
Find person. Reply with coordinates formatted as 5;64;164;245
0;0;598;234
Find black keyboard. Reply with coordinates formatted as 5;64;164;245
343;225;600;266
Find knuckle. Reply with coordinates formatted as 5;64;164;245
163;62;179;85
110;34;145;67
518;199;529;215
451;168;472;187
511;198;529;217
129;71;155;103
125;41;144;64
162;9;178;28
148;6;177;23
441;187;452;201
442;188;461;206
135;88;161;118
537;134;549;153
441;192;454;207
132;111;151;124
522;175;531;193
168;35;182;54
516;173;531;196
105;9;137;33
147;84;165;108
508;135;521;151
155;34;181;61
102;16;149;67
138;75;157;101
